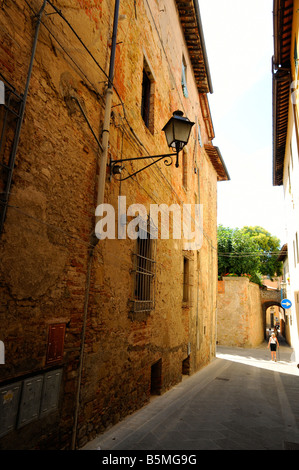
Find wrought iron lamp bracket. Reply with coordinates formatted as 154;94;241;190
109;150;179;181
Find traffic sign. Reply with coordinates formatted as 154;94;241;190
281;299;292;309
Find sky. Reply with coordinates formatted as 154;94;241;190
199;0;287;245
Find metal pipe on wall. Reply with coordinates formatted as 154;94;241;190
71;0;120;449
96;0;120;221
0;0;47;235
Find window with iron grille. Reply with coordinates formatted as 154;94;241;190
131;223;156;314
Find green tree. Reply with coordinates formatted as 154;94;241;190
240;226;282;277
218;225;261;279
217;225;282;284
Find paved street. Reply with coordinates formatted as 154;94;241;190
82;339;299;451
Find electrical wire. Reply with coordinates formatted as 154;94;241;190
14;0;217;254
218;252;282;257
2;200;198;272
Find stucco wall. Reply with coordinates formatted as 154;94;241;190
217;277;264;348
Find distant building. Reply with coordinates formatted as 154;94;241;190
272;0;299;361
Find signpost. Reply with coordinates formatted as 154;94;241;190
281;299;292;309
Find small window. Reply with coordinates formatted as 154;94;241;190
294;37;298;76
183;254;194;304
182;56;188;98
183;256;189;302
198;124;203;147
141;69;151;127
141;59;155;132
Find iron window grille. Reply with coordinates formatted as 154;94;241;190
131;220;156;314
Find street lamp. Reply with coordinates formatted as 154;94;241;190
110;110;195;181
162;110;195;167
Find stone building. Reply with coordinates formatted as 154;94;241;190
272;0;299;362
277;244;292;343
0;0;229;449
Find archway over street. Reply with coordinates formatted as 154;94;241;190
260;289;285;339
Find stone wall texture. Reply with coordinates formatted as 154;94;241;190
0;0;225;449
217;278;264;348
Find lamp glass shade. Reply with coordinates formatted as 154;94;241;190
162;111;195;150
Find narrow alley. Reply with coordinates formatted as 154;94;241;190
83;339;299;451
2;1;299;453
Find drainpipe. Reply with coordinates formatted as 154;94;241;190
71;0;120;449
96;0;120;218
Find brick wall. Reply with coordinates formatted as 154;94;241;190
0;0;221;449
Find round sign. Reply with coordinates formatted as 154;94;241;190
281;299;292;309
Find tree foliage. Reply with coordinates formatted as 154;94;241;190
217;225;282;284
240;226;282;277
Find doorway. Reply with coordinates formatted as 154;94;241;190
150;359;162;395
182;355;190;375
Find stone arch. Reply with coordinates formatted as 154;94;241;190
262;300;285;339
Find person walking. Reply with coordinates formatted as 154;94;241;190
268;333;279;361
